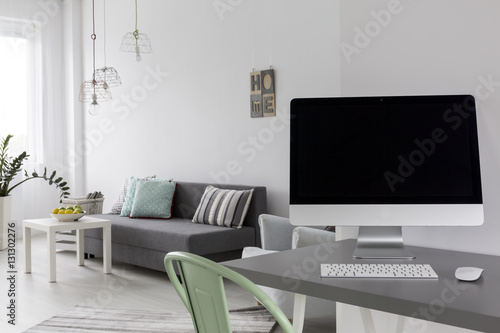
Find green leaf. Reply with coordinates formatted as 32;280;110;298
1;135;70;199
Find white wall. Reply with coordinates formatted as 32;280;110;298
338;1;500;332
82;0;341;217
339;0;500;256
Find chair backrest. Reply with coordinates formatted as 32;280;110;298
164;251;295;333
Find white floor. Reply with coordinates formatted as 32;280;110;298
0;234;335;333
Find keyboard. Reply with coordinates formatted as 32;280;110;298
320;263;438;279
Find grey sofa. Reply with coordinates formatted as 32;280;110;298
84;181;267;272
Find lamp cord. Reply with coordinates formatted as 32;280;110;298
91;0;96;94
103;0;107;67
133;0;139;42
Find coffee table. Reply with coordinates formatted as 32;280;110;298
23;216;112;282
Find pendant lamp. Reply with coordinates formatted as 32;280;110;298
120;0;152;61
79;0;111;116
94;0;121;87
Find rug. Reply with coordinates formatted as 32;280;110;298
24;305;278;333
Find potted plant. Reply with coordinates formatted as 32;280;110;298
0;134;70;250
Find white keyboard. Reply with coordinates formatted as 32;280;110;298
320;263;438;279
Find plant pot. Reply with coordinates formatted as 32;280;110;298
0;196;12;251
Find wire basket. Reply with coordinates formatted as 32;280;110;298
62;197;104;215
78;80;112;102
120;32;153;53
94;67;122;87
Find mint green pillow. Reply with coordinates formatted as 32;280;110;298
129;180;176;219
119;176;156;217
120;177;146;217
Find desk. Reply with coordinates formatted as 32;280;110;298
23;216;112;282
223;239;500;333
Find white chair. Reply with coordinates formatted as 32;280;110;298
242;214;337;321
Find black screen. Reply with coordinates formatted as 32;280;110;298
290;95;482;205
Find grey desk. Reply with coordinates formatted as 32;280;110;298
224;239;500;333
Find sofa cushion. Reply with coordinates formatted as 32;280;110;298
130;180;176;219
192;185;254;228
109;178;129;214
85;214;256;255
120;176;156;217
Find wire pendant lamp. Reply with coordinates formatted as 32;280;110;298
94;67;121;88
120;0;152;61
79;0;111;116
94;0;121;88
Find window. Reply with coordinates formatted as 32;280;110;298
0;35;28;156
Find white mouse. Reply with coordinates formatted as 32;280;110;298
455;267;484;281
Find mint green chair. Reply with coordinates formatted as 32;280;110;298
164;251;295;333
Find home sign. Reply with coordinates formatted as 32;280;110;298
250;68;275;118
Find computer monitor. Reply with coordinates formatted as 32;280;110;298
289;95;483;259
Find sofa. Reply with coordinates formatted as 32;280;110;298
84;181;267;272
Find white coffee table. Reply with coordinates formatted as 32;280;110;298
23;216;112;282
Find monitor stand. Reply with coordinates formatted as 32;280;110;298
353;226;415;259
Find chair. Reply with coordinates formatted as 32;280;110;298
242;214;337;320
164;251;295;333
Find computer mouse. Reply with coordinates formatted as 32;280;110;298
455;267;484;281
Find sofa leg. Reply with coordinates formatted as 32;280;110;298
84;253;95;259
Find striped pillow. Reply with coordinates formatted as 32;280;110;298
192;186;254;229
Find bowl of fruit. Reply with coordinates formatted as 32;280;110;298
50;205;86;222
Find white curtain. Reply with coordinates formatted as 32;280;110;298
0;0;82;226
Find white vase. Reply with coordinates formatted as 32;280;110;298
0;196;12;251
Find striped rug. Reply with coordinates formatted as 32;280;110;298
24;305;278;333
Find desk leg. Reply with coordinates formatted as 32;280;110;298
359;307;376;333
395;315;405;333
292;293;306;333
76;230;84;266
102;226;111;274
23;226;31;274
47;231;56;282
